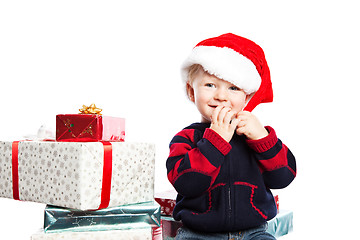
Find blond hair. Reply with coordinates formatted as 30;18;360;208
185;64;205;101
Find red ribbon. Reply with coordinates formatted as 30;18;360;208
11;141;20;200
11;140;113;210
98;141;113;209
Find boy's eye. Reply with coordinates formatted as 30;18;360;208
205;83;215;88
229;86;240;91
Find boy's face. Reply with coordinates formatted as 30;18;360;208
188;70;248;123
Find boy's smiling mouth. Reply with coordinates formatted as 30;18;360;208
209;104;230;109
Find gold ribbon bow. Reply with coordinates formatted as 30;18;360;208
79;103;102;115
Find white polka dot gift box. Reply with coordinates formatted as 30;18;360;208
0;140;155;210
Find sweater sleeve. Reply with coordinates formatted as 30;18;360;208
166;128;231;197
246;126;297;189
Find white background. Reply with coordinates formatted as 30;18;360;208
1;1;359;239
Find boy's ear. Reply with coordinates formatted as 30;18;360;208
186;82;195;103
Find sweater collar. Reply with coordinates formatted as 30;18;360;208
185;122;211;131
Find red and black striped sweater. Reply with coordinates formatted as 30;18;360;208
167;122;296;232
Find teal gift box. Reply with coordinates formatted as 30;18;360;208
44;201;161;233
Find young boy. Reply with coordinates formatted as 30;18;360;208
166;33;296;240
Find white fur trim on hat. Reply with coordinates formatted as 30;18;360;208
181;45;261;94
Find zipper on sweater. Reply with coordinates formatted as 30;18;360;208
227;154;233;228
228;186;232;218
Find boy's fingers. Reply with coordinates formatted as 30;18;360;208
218;107;231;123
236;129;244;136
230;117;241;129
212;106;223;123
237;110;251;119
224;110;237;125
237;118;246;127
212;106;225;123
236;112;251;125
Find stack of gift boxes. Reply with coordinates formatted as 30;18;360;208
0;105;161;239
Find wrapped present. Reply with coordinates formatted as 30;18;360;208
161;218;183;239
44;201;161;233
266;210;293;238
0;141;155;210
155;189;280;216
31;227;153;240
56;114;125;142
274;195;279;213
161;210;293;239
154;189;177;216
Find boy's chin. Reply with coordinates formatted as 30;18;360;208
200;116;212;123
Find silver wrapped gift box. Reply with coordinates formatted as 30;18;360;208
44;201;161;233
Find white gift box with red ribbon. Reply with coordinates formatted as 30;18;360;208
0;140;155;210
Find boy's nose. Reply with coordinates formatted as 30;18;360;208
214;88;228;101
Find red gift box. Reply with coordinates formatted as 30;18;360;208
155;189;279;216
56;114;125;142
154;189;177;216
274;195;279;213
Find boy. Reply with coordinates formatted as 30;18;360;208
166;33;296;240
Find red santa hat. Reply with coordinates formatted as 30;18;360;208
181;33;273;112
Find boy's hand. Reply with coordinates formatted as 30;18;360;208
210;106;240;142
236;111;268;140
